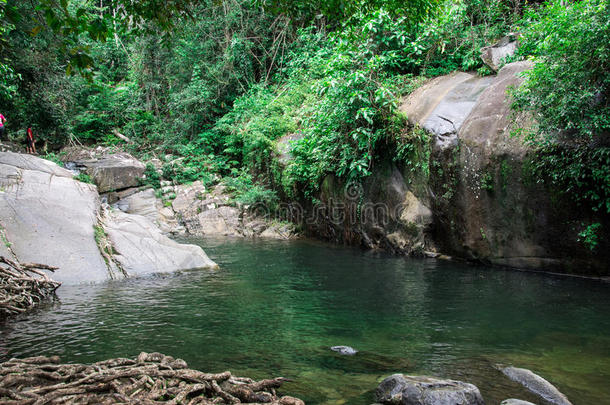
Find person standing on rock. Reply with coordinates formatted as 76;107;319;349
0;113;6;140
26;127;36;154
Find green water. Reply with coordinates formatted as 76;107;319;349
1;238;610;404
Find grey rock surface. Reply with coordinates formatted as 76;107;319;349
400;72;494;150
330;346;358;355
501;367;572;405
116;188;184;234
103;209;217;277
1;152;217;284
0;152;110;284
171;182;297;239
376;374;484;405
62;147;146;193
500;400;537;405
481;34;519;72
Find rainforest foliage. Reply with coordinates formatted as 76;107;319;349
0;0;608;219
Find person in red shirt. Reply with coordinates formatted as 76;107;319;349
0;114;6;140
26;127;37;154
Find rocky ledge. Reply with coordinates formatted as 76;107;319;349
0;152;216;285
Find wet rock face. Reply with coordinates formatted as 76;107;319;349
501;367;572;405
376;374;485;405
306;163;434;256
400;61;609;273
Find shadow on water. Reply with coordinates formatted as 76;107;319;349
1;237;610;404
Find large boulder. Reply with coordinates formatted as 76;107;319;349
103;209;217;276
115;188;185;235
0;152;110;284
0;152;217;284
501;367;572;405
400;72;494;150
376;374;485;405
400;61;608;272
480;34;519;72
62;147;146;193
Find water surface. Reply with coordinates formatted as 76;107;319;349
1;238;609;404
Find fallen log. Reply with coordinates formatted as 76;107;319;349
0;256;60;320
0;352;304;405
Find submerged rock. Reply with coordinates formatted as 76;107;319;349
500;400;537;405
376;374;484;405
330;345;358;355
501;367;572;405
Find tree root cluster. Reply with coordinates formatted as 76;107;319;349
0;352;305;405
0;256;60;319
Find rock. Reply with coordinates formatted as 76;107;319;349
307;163;433;256
171;182;299;239
103;209;217;277
0;152;110;284
83;153;145;193
480;34;519;72
400;72;494;150
279;396;305;405
259;222;298;239
330;346;358;355
376;374;484;405
0;152;217;284
397;60;609;272
114;188;184;234
62;147;146;193
500;400;537;405
197;206;242;237
501;367;572;405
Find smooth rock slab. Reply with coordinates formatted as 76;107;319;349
501;367;572;405
376;374;484;405
0;152;110;284
103;209;217;277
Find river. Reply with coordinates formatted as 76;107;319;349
1;238;609;404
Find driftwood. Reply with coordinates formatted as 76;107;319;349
112;128;132;143
0;256;60;319
0;352;304;405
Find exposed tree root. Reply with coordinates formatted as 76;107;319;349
0;256;60;320
0;352;304;405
